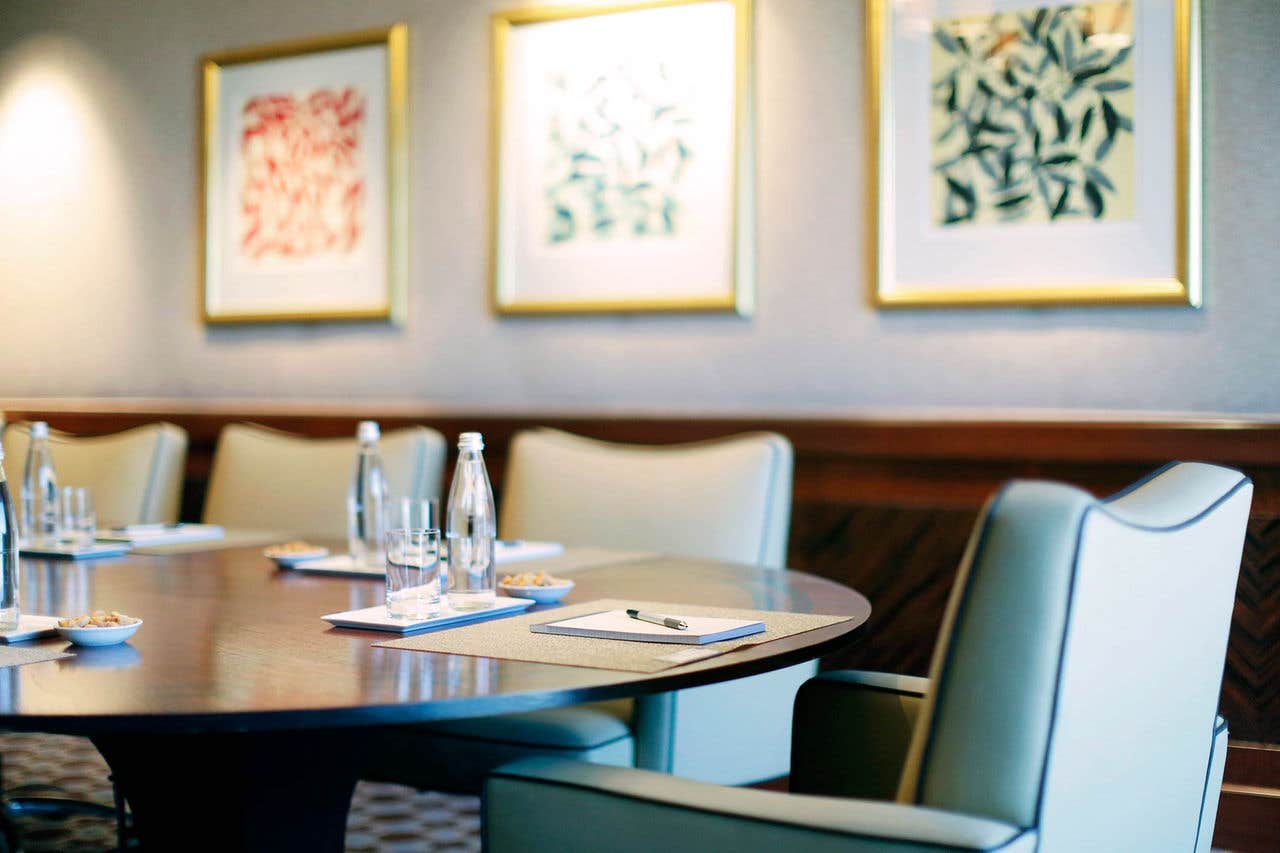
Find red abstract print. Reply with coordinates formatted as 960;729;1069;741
239;87;366;259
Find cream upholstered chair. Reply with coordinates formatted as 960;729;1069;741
486;462;1251;853
1;421;188;525
202;422;447;537
364;428;802;791
499;428;792;566
0;419;188;848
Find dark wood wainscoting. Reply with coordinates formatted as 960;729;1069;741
5;406;1278;848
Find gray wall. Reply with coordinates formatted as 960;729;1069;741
0;0;1276;416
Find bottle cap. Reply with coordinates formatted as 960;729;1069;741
30;421;48;440
458;432;484;451
357;421;380;443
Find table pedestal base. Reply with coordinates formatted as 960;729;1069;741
92;729;368;852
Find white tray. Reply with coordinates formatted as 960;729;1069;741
19;542;130;560
322;596;536;634
0;615;63;644
288;541;565;578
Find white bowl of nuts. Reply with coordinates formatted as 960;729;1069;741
57;611;143;647
263;541;330;567
498;571;574;604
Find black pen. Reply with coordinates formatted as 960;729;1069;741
626;609;688;630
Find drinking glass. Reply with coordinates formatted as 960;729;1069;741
395;497;439;531
60;487;96;548
385;528;441;620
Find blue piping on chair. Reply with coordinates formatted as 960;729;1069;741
1027;497;1093;853
1095;475;1252;534
913;466;1251;841
1101;461;1181;503
1192;716;1230;852
756;437;784;568
911;483;1014;806
1029;473;1250;852
140;426;175;523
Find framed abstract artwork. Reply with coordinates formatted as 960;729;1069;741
868;0;1200;307
490;0;753;315
201;25;407;323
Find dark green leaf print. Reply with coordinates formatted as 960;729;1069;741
1101;98;1119;140
1045;37;1062;67
1072;66;1109;84
945;176;977;206
544;60;692;244
930;0;1134;226
1085;166;1116;193
1052;185;1071;218
1084;179;1105;217
995;193;1031;209
1029;9;1049;41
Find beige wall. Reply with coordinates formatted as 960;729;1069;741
0;0;1277;416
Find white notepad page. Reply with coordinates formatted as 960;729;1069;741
532;609;765;645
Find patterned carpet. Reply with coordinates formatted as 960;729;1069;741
0;733;481;852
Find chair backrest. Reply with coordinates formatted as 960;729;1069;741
1;421;189;525
499;428;793;567
897;462;1251;852
202;422;447;538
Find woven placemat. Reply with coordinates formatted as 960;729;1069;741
374;599;852;673
0;644;72;668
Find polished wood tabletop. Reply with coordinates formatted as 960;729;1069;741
2;546;871;734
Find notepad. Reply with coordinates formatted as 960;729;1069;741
530;609;766;645
99;524;225;546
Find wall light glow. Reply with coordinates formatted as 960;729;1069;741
0;69;93;195
0;37;142;336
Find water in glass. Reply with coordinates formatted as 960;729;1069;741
385;528;441;620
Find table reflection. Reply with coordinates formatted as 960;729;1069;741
21;558;96;617
364;647;497;703
0;666;18;713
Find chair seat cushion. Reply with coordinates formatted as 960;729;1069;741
426;699;632;749
362;700;634;793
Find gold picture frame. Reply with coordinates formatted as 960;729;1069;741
201;25;408;324
490;0;754;315
868;0;1200;308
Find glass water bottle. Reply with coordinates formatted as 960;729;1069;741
0;438;21;631
446;432;496;611
20;421;58;547
347;420;388;568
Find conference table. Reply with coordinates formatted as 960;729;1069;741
2;542;871;851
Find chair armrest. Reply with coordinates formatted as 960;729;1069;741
1196;716;1229;853
791;670;929;799
485;757;1033;853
